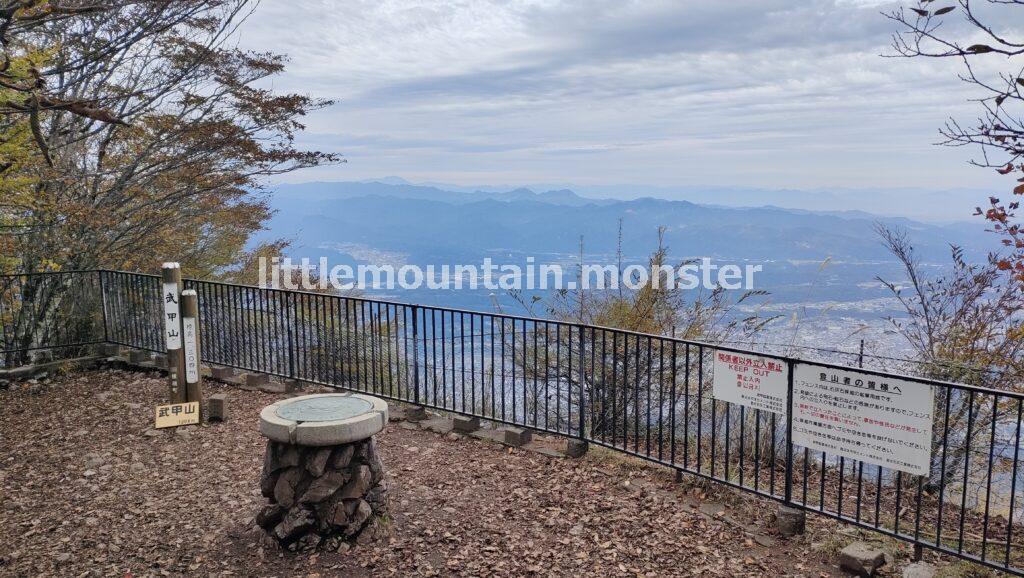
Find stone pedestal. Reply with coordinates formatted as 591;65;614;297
775;504;806;537
257;393;389;551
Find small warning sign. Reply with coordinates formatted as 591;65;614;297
154;401;200;428
712;350;789;415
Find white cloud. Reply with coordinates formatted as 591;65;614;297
238;0;1013;196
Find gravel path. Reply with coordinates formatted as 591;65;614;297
0;368;843;577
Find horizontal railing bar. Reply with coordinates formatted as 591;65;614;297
0;340;105;355
0;270;99;279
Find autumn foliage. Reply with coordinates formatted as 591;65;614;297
888;1;1024;278
0;1;338;276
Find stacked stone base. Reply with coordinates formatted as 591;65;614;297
257;437;387;551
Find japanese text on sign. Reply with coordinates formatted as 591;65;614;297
712;350;788;414
162;281;181;350
791;363;934;476
154;401;199;428
183;317;199;384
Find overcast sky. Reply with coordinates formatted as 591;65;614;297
238;0;1017;193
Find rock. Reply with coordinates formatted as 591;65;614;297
261;468;281;499
294;532;321;552
55;552;71;564
143;428;162;438
274;508;315;544
337;465;371;499
775;505;806;537
208;393;228;422
565;439;588;458
256;504;287;529
84;454;105;469
331;445;354;469
501;427;532;447
405;405;427;422
263;441;301;475
902;562;936;578
387;405;405;422
245;372;270;387
452;415;480;433
343;500;372;536
838;542;886;577
306;447;332;477
354;437;377;463
322;498;349;527
356;521;379;545
210;366;235;380
273;467;307;508
421;417;454;435
365;480;390;512
300;471;349;504
258;381;289;394
100;343;122;357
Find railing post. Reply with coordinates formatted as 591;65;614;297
286;292;297;379
97;270;109;343
784;358;795;505
411;304;420;405
774;357;807;537
578;324;586;439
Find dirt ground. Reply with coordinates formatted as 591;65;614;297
0;367;972;577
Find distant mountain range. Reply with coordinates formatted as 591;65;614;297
261;180;990;264
266;180;614;208
350;177;988;224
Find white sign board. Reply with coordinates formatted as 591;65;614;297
712;350;788;414
791;363;935;476
182;317;199;384
162;281;181;350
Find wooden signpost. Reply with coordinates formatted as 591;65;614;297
180;289;203;419
161;263;187;404
158;264;203;425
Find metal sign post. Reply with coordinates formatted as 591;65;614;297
161;263;187;403
181;289;203;420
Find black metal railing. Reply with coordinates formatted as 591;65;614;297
4;269;1024;574
0;270;104;368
